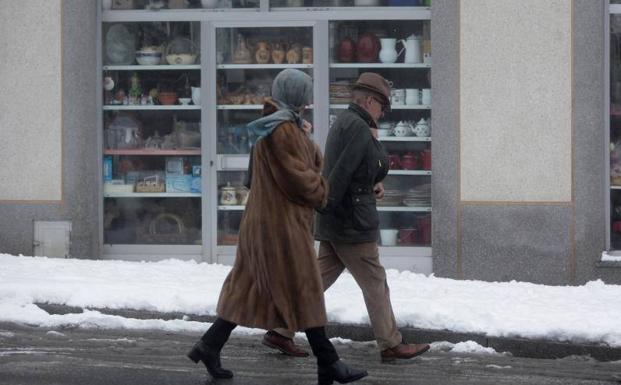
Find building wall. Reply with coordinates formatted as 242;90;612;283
0;0;99;259
432;0;619;285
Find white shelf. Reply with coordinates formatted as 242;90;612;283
377;206;431;212
388;170;431;176
103;105;200;111
103;65;201;71
104;192;201;198
330;63;430;69
378;136;430;142
217;104;314;110
217;104;263;110
217;63;313;70
218;205;246;210
330;104;431;110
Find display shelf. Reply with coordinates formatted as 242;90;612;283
103;65;201;71
216;104;263;110
104;192;201;198
104;149;201;156
217;104;314;110
330;104;430;110
217;63;313;70
218;205;246;210
388;170;431;176
377;206;431;212
103;105;200;111
330;63;430;69
378;136;431;142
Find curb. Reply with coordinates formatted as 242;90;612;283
35;303;621;362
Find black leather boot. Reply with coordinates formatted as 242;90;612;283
317;359;368;385
187;340;233;379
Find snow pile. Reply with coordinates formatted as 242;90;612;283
601;251;621;262
431;340;505;355
1;254;620;347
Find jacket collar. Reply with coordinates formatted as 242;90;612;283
348;103;377;129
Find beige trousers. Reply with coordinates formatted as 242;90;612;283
275;240;402;350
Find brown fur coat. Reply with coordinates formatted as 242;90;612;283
216;120;329;332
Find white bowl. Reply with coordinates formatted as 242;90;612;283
377;129;392;137
166;53;197;65
136;51;162;65
178;98;192;105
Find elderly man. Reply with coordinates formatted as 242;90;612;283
262;72;430;362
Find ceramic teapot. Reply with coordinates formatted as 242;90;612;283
399;34;422;64
413;118;430;137
393;121;413;137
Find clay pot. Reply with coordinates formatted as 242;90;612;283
302;46;313;64
272;43;286;64
255;42;271;64
158;91;178;105
337;37;356;63
356;32;380;63
286;45;302;64
232;35;252;64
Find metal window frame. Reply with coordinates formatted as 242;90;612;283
97;0;432;263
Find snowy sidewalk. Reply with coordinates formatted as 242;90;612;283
1;254;620;360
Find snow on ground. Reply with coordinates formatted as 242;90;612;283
1;254;621;348
601;251;621;262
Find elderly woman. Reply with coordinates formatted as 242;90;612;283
187;69;367;385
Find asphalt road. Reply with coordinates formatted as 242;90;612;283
0;322;620;385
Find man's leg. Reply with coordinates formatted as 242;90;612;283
330;241;402;351
318;240;346;291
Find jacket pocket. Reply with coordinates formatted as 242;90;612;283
351;194;379;231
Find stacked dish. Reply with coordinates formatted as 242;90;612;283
402;184;431;207
377;189;403;206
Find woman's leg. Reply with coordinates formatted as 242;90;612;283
188;318;237;379
305;327;368;385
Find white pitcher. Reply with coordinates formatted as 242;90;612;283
191;87;201;106
399;34;422;64
379;38;399;64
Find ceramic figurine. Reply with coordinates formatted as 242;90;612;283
286;44;302;64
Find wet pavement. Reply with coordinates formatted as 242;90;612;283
0;322;620;385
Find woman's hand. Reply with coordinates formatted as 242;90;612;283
302;119;313;134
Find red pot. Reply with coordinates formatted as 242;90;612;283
421;149;431;170
398;229;417;245
388;154;401;170
356;32;380;63
337;37;356;63
401;153;419;170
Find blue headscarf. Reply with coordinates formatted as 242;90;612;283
247;69;313;141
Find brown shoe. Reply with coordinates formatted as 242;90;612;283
262;331;309;357
381;342;430;362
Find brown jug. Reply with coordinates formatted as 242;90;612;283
356;32;380;63
337;37;355;63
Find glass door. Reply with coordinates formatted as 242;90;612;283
329;19;432;252
102;21;203;256
211;23;315;261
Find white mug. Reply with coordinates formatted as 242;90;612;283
391;89;405;105
405;89;419;105
380;229;399;246
421;88;431;105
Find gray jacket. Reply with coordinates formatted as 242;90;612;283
315;103;389;243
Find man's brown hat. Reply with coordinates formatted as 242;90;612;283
352;72;391;111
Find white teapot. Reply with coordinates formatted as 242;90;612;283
393;121;413;137
413;118;430;137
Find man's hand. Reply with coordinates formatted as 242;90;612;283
374;182;385;200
